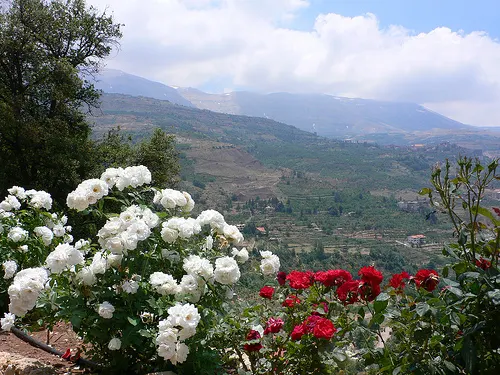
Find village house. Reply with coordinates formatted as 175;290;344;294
407;234;426;247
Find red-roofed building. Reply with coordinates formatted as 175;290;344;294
407;234;426;247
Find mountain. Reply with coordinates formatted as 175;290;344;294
177;89;472;138
92;69;193;107
92;70;472;141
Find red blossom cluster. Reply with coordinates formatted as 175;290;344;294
475;257;492;270
286;270;314;289
314;269;352;287
291;315;337;341
389;271;411;291
259;285;275;299
388;269;440;292
243;329;263;352
414;269;439;292
282;294;301;308
264;317;284;335
247;266;442;353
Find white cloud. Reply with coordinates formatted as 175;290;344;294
88;0;500;126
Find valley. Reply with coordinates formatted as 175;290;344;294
88;93;492;274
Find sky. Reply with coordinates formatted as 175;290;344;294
87;0;500;127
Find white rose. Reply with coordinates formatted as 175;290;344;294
8;227;28;242
98;301;115;319
3;260;17;279
108;337;121;350
214;256;240;285
1;313;15;331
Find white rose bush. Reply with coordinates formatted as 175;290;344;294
0;165;263;374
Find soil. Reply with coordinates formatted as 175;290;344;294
0;323;91;375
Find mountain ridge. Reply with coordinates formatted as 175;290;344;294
93;69;473;140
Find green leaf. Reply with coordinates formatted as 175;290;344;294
138;329;151;338
462;337;477;374
374;299;389;314
447;286;463;297
453;261;468;275
128;317;138;326
487;289;500;305
419;188;432;196
369;313;385;326
442;278;460;287
416;302;430;317
392;366;401;375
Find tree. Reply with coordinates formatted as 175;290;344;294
0;0;122;201
92;127;180;188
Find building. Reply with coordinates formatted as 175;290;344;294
407;234;426;247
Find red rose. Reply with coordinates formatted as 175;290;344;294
475;257;492;270
414;269;439;291
277;271;287;286
290;323;307;341
264;317;284;335
389;271;411;290
259;285;275;299
337;280;361;304
360;282;381;302
314;269;352;287
305;315;322;331
358;266;383;286
244;330;262;352
286;270;313;289
312;317;336;340
282;294;301;308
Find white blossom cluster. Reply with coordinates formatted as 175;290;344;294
231;247;249;263
7;227;28;243
66;178;109;211
214;256;241;285
100;166;151;191
259;250;281;276
67;166;152;211
33;214;72;246
45;243;84;274
98;301;115;319
161;217;201;243
75;251;121;286
98;205;159;255
1;312;15;331
1;186;52;211
196;210;244;244
156;303;200;365
8;267;49;316
121;274;141;294
149;271;207;303
108;337;121;351
2;260;17;279
153;189;195;212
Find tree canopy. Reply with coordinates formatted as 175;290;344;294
0;0;122;201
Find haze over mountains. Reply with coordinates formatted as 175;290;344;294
93;69;500;150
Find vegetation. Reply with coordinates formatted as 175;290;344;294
0;0;122;202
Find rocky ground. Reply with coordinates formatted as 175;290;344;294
0;324;89;375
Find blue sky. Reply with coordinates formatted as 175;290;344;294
297;0;500;38
89;0;500;126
